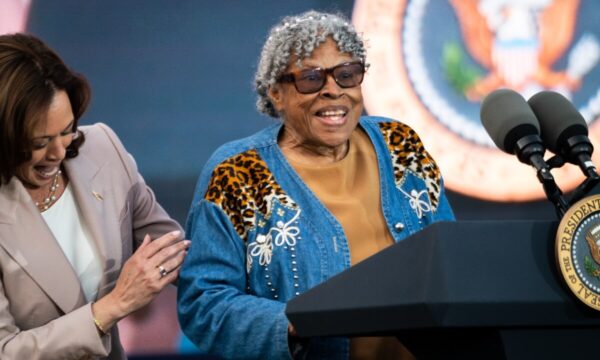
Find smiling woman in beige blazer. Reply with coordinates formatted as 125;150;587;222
0;33;190;359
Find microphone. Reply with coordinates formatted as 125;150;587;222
527;91;597;177
481;89;568;215
480;89;546;170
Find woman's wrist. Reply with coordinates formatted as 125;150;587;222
92;312;107;336
91;293;126;334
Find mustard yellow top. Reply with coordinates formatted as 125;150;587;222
287;128;413;359
287;128;395;264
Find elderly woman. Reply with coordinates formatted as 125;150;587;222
178;10;454;359
0;33;189;359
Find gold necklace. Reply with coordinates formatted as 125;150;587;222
35;170;61;211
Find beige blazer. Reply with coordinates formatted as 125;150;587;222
0;123;183;360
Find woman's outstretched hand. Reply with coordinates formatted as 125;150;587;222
92;230;190;333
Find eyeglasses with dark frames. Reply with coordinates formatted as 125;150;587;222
277;61;366;94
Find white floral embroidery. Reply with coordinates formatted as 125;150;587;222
248;234;273;270
247;209;301;272
399;187;431;218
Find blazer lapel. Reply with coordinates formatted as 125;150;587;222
64;152;122;300
0;178;86;314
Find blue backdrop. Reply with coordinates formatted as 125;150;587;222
26;0;558;226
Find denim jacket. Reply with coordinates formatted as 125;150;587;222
178;116;455;359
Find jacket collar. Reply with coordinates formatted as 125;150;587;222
0;152;109;313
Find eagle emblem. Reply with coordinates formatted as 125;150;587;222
353;0;600;201
585;224;600;277
449;0;599;101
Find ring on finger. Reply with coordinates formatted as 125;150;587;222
157;265;168;278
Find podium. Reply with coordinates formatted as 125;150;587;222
285;221;600;359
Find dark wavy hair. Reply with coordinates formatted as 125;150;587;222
0;33;90;186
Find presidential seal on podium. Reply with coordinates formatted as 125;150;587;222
557;194;600;311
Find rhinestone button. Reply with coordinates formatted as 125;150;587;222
394;222;405;232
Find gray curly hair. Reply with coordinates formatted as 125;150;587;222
254;10;367;118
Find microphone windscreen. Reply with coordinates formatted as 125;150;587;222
527;91;587;153
480;89;540;154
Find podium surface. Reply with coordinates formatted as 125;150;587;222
286;221;600;359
